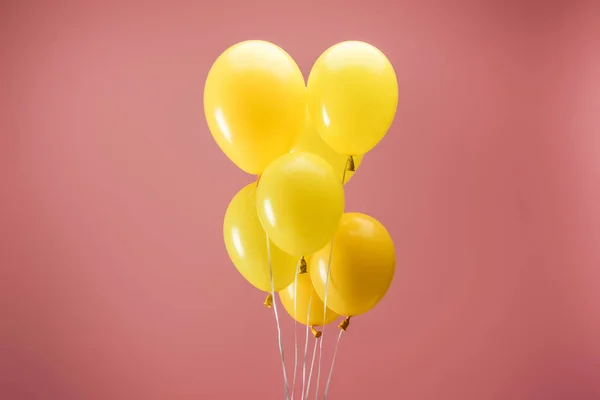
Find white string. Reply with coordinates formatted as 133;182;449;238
314;241;334;400
314;157;351;399
300;297;311;400
267;235;290;400
323;330;344;399
291;263;300;400
304;334;319;400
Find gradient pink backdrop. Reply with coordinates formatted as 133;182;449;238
2;1;600;399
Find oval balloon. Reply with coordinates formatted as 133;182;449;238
291;113;364;185
256;152;344;257
307;41;398;156
309;213;396;316
279;273;339;326
204;40;306;175
223;183;297;292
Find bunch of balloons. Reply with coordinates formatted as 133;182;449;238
205;40;397;335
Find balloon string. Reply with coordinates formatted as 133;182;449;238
291;263;300;400
267;235;290;400
314;156;350;398
314;237;334;400
304;335;319;400
341;156;352;183
300;297;312;400
323;330;344;400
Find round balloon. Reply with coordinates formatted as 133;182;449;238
204;40;306;175
256;152;344;257
307;41;398;156
291;113;364;185
309;213;396;316
223;183;297;292
279;273;339;326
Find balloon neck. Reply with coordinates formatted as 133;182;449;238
310;326;322;338
299;257;308;274
339;316;351;332
263;293;273;308
347;156;356;172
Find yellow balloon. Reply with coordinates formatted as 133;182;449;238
307;41;398;156
204;40;306;175
279;273;339;326
256;152;344;257
223;183;297;292
309;213;396;316
291;113;364;185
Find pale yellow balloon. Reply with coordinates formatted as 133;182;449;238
256;152;345;257
279;273;339;326
307;41;398;155
205;40;306;175
223;183;297;292
291;114;364;185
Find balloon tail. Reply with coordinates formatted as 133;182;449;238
338;316;351;332
300;298;312;400
323;330;344;400
310;326;322;339
299;257;308;274
264;293;273;308
267;235;290;400
347;155;356;172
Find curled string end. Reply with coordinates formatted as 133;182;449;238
347;156;356;172
310;326;322;339
264;293;273;308
299;257;308;274
338;316;351;332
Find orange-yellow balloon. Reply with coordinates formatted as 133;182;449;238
279;273;339;326
309;213;396;316
204;40;306;175
307;41;398;156
256;152;344;257
291;113;364;185
223;183;297;292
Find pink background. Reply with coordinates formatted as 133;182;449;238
3;1;600;399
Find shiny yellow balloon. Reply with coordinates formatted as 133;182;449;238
256;152;345;257
223;183;297;292
204;40;306;175
279;273;339;326
309;213;396;316
291;114;364;185
307;41;398;156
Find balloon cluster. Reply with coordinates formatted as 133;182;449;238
205;40;397;333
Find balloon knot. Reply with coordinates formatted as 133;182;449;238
310;326;322;338
263;293;273;308
299;257;308;274
347;156;356;172
256;174;261;187
339;316;351;332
